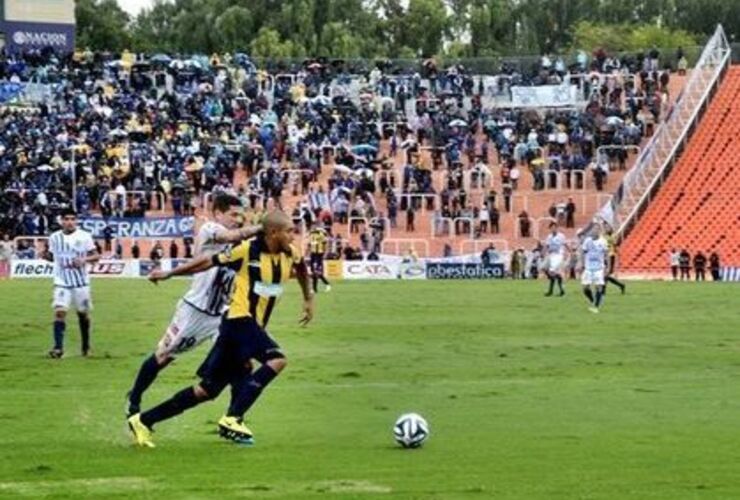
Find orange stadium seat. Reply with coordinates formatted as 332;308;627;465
621;67;740;273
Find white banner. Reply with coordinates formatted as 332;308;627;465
342;260;426;280
510;84;578;107
10;259;141;278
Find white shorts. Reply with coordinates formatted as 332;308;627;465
546;254;564;274
156;300;222;357
52;286;93;313
581;269;605;286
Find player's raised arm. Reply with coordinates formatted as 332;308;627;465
148;253;216;283
211;225;263;245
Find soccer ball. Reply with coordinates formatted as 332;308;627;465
393;413;429;448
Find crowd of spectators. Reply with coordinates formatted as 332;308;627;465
0;46;679;260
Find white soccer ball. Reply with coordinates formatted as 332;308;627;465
393;413;429;448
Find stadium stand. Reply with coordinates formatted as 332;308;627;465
620;66;740;273
0;48;687;266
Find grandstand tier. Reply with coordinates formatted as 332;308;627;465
621;66;740;272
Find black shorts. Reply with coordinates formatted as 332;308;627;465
197;316;282;385
310;253;324;273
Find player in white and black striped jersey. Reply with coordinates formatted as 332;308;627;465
125;194;261;416
46;208;100;358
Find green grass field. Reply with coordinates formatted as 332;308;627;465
0;279;739;499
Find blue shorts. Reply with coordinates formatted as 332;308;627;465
197;316;282;385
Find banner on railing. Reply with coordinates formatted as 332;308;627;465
79;216;195;239
10;259;140;278
342;260;426;280
426;262;505;279
510;84;578;108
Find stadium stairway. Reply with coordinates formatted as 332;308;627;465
620;66;740;273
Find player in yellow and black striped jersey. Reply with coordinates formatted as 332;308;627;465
307;225;331;293
128;212;314;447
604;228;626;294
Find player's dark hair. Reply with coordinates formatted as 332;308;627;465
60;207;77;218
212;194;242;213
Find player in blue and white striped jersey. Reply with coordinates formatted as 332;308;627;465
46;208;100;358
544;222;568;297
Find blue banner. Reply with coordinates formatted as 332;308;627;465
426;262;505;279
79;216;195;239
0;21;76;53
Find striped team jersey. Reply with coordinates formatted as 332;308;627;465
582;237;608;272
49;229;95;288
545;232;567;256
182;221;235;317
308;228;328;254
212;236;302;326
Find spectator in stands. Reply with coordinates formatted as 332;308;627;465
103;225;114;253
406;205;415;232
443;243;453;257
693;251;707;281
183;237;194;258
502;181;513;212
708;252;721;281
150;241;164;263
131;241;141;259
114;241;123;259
490;205;500;234
518;211;531;238
565;198;576;228
678;249;691;280
670;248;680;280
169;240;179;259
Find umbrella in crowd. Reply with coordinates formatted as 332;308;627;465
449;119;467;128
351;144;378;155
150;54;172;64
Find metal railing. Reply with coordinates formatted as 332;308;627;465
596;25;732;240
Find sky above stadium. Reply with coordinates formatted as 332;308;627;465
119;0;155;17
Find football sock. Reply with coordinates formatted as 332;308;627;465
140;387;201;428
129;354;166;406
547;277;554;294
583;288;594;304
53;320;65;350
556;276;564;293
227;365;278;418
595;289;604;307
78;313;90;352
607;276;624;291
320;275;330;285
312;275;319;293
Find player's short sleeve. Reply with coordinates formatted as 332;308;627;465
212;240;248;267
